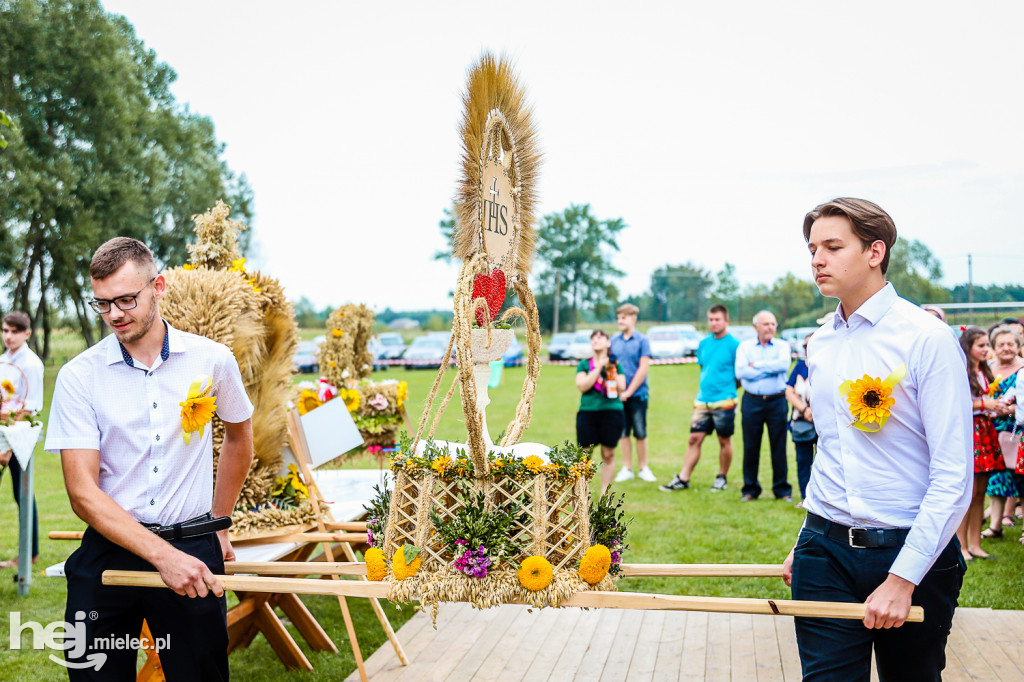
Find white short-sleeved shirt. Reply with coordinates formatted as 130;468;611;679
1;343;45;413
45;322;254;525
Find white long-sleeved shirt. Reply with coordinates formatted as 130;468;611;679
735;337;791;396
803;283;972;585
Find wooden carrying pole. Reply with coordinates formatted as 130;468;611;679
223;562;785;578
101;570;924;622
286;408;408;677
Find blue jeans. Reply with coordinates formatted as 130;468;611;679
794;439;816;500
792;527;964;681
740;393;790;498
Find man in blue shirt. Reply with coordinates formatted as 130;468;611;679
661;304;739;492
736;310;793;501
610;303;655;482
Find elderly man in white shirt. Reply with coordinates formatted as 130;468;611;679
0;310;46;567
735;310;794;501
46;238;254;680
783;198;971;681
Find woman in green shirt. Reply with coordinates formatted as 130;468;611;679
576;329;626;493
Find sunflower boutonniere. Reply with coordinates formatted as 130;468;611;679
989;374;1003;398
180;374;217;444
839;363;906;432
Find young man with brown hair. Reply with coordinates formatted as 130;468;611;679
46;237;254;679
0;310;45;567
783;198;971;680
661;304;739;492
610;302;655;482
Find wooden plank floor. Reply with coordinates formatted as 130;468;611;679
346;605;1024;681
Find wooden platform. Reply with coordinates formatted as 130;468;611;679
346;603;1024;681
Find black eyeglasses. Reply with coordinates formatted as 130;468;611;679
88;277;156;314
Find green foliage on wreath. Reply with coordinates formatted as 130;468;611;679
589;488;632;576
362;481;391;549
429;481;524;565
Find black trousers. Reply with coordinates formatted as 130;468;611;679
64;526;229;681
9;454;39;557
740;393;791;498
792;527;965;681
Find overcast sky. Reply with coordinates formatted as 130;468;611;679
102;0;1024;312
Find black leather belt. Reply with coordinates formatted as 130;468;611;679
744;391;786;401
804;512;909;549
142;512;232;541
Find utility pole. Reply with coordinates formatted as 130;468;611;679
968;253;974;325
552;270;561;334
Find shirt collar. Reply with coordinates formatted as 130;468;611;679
2;344;27;362
832;282;897;329
106;320;174;367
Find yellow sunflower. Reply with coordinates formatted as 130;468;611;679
179;377;217;444
579;544;611;585
518;556;553;591
523;455;546;474
392;544;421;580
839;364;905;432
431;456;452;476
989;374;1003;398
396;381;408;407
296;389;322;415
1;379;15;396
340;387;361;412
365;547;387;581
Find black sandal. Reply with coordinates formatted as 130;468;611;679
981;527;1004;539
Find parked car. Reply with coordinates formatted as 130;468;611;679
374;332;407;361
547;332;575;361
293;335;325;374
730;327;758;344
565;330;595;361
780;327;819;357
502;338;524;367
403;334;454;369
646;324;703;358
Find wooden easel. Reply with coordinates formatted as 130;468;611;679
285;408;408;682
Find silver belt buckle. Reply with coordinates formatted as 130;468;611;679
848;527;868;548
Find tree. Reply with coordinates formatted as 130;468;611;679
886;237;951;305
433;205;456;263
0;108;15;149
646;262;713;322
0;0;251;356
535;204;625;331
712;262;740;314
769;273;818;329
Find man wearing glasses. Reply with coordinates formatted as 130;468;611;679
45;237;254;679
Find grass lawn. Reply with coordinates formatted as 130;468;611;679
2;359;1020;680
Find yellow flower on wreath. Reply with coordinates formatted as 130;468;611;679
518;556;553;592
285;463;308;497
396;381;408;408
392;544;421;580
179;375;217;444
182;263;194;271
230;257;246;272
523;455;546;474
365;547;387;581
431;456;452;476
1;379;15;396
340;387;360;412
297;389;322;415
332;328;345;338
579;544;611;585
839;364;905;432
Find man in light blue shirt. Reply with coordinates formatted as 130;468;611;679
783;197;970;681
735;310;792;501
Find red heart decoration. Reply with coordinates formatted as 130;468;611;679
472;269;506;326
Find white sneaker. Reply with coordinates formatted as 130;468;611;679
637;466;657;482
614;467;634;482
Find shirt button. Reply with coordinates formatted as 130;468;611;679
153;402;157;409
150;499;155;505
153;466;159;473
155;434;160;441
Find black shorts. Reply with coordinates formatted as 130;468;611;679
577;410;625;449
621;396;648;439
690;408;736;438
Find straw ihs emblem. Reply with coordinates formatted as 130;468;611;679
480;156;517;274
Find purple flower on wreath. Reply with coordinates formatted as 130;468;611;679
610;551;622;564
452;543;492;579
